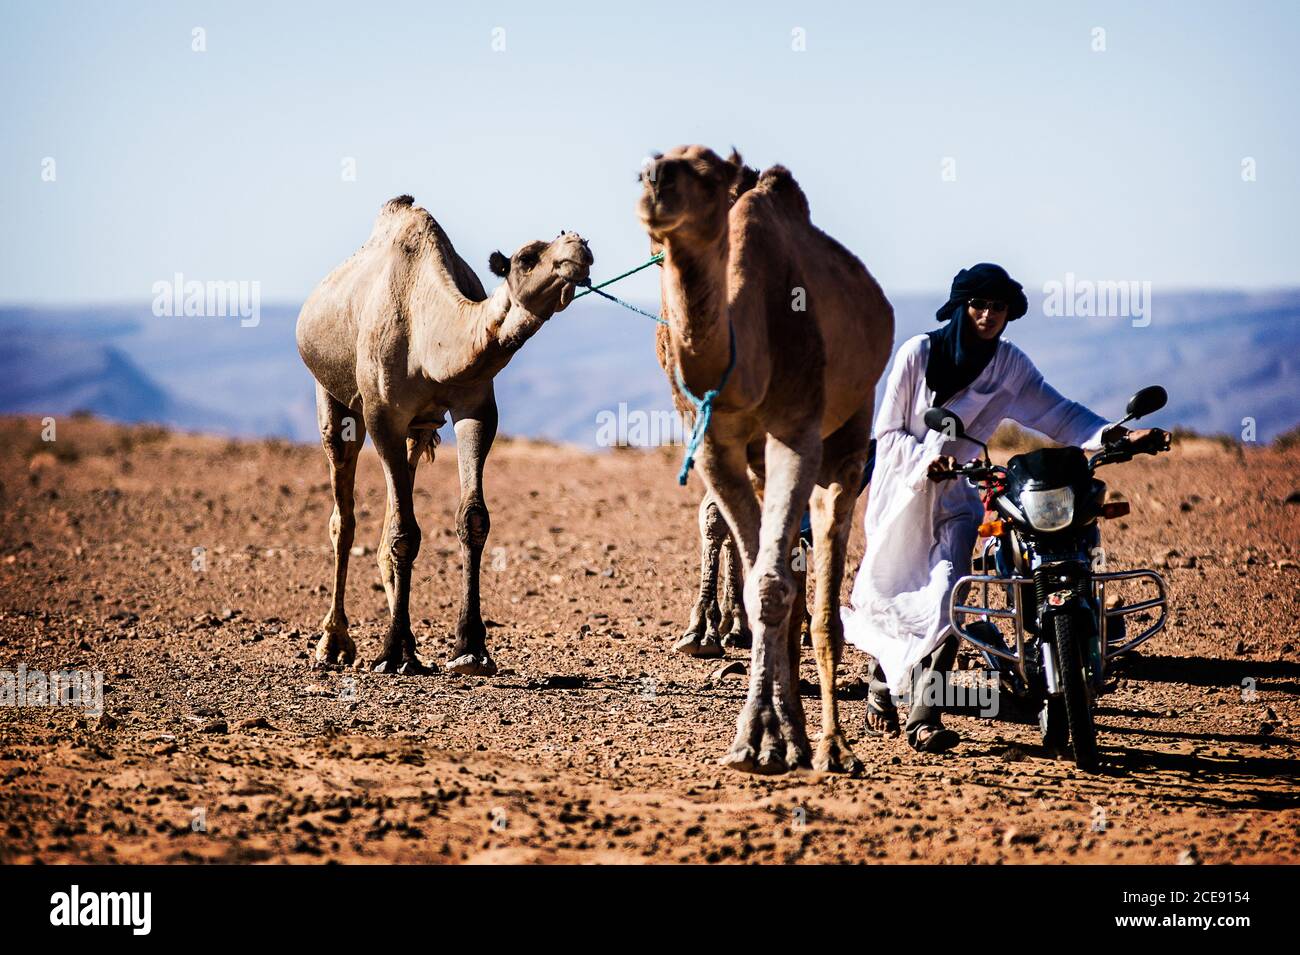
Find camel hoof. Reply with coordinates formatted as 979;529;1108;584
720;742;799;776
370;655;436;675
719;744;758;774
445;653;497;677
673;632;725;658
397;657;437;676
721;628;751;650
314;631;356;667
756;746;790;775
723;748;792;776
814;733;864;775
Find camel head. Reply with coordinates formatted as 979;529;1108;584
637;145;742;244
488;232;593;321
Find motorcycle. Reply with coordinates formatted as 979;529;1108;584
922;386;1173;771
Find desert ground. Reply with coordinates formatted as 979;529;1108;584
0;414;1297;864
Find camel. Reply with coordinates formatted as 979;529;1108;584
638;146;893;774
296;195;592;675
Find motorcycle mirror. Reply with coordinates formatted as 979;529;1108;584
1123;385;1168;423
924;407;965;439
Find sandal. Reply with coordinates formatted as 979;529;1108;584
864;693;900;737
911;724;959;753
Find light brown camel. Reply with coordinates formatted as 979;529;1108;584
638;146;893;774
296;195;592;675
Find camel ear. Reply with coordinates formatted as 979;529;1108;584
725;148;758;203
488;251;511;277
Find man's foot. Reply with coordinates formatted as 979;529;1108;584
910;724;959;753
864;694;900;737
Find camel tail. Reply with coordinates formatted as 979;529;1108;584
755;165;810;220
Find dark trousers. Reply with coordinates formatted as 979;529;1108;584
868;632;960;746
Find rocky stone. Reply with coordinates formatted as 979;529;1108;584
711;661;746;682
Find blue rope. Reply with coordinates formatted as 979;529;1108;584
675;323;736;486
580;284;668;325
572;253;732;486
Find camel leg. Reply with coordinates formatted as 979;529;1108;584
377;434;430;615
806;412;871;773
365;413;434;675
717;531;752;649
313;385;365;666
711;431;821;775
445;401;499;676
720;465;764;648
674;494;727;658
786;538;809;731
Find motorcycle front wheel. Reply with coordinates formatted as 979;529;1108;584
1054;613;1100;772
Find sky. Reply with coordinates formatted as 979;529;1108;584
1;0;1298;306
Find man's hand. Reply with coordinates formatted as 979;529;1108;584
1126;427;1162;444
1103;425;1163;445
926;454;958;481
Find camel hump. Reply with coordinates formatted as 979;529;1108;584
754;165;810;220
370;195;446;256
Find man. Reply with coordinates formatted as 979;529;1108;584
840;263;1161;752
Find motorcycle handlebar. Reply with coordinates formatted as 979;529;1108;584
1090;428;1172;469
931;462;1005;483
1130;429;1173;455
931;428;1173;481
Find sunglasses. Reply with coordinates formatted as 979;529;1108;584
967;298;1009;314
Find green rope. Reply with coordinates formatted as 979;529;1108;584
572;251;663;300
573;251;667;325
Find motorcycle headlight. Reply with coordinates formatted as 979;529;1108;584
1019;486;1075;532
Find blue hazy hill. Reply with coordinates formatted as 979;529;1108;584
2;288;1296;446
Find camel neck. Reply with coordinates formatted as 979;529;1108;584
660;235;733;390
490;285;554;353
413;284;516;382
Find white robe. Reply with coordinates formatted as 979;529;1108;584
840;333;1111;696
